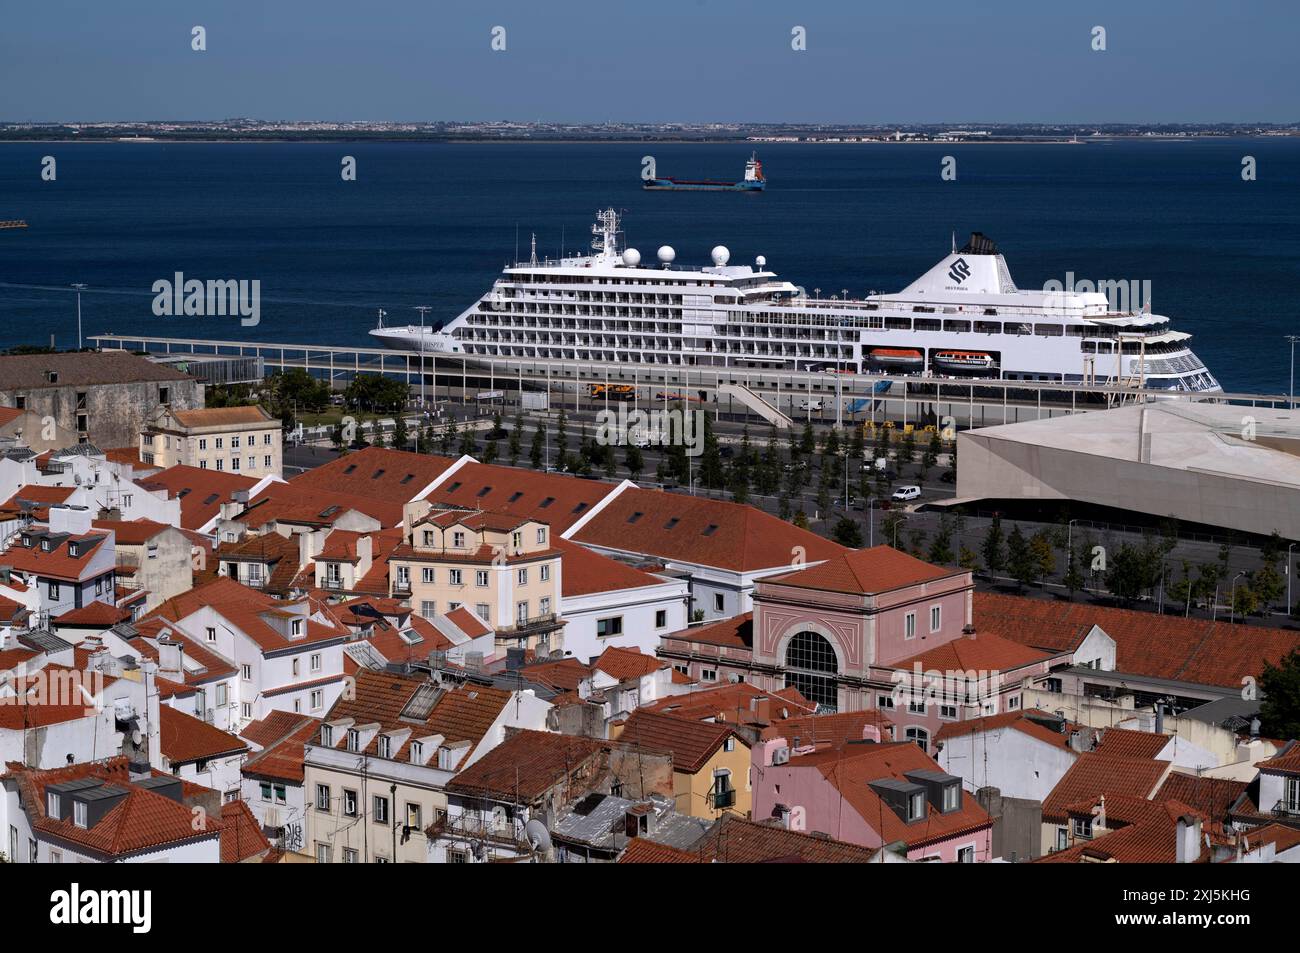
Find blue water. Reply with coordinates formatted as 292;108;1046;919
1;139;1298;393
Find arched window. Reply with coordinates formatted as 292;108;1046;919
905;727;929;752
784;630;839;713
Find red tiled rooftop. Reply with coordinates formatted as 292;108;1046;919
422;460;619;533
158;706;249;765
139;465;258;530
556;538;670;597
766;545;962;596
572;487;846;572
290;446;457;505
617;709;745;775
445;729;607;801
1041;752;1169;824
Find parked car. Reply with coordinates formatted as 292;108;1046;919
891;485;922;502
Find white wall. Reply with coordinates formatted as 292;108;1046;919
561;580;689;663
937;725;1079;802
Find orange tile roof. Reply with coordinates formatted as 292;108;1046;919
641;681;816;725
215;532;305;594
92;518;169;545
445;729;607;801
0;406;23;427
169;405;274;428
445;605;491;639
1243;823;1300;855
1257;741;1300;775
518;657;592;693
240;714;322;783
760;710;894;746
139;464;258;530
1152;773;1248;823
0;485;78;520
593;645;665;682
618;709;745;775
158;706;249;765
290;446;457;505
766;545;962;595
573;487;846;572
241;710;316;749
891;631;1058;674
693;814;885;864
1036;799;1215;864
4;758;220;859
1041;752;1169;823
618;838;702;863
1095;726;1172;760
53;600;132;626
804;741;992;849
555;538;670;597
667;612;754;649
422;461;620;533
234;482;403;530
150;576;346;653
103;446;151;469
934;708;1076;750
220;799;273;863
1;530;108;582
0;596;28;625
973;591;1300;689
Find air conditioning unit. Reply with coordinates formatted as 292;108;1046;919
772;746;791;766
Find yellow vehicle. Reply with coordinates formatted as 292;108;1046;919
589;383;634;401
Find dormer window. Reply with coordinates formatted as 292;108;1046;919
346;729;360;752
73;800;88;829
47;792;60;817
512;531;522;549
321;725;334;746
68;542;78;557
378;735;392;758
410;741;423;763
21;535;31;547
291;618;303;637
908;791;926;821
452;531;465;547
40;539;51;552
943;783;960;812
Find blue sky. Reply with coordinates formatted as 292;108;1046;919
3;0;1297;123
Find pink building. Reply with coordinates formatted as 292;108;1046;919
752;727;994;862
659;546;1065;754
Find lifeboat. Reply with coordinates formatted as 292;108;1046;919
868;347;924;369
932;350;996;370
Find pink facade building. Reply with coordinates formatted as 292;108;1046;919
752;727;994;861
659;546;1065;753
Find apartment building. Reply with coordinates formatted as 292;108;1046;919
141;404;283;479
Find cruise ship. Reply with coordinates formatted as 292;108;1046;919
370;209;1221;392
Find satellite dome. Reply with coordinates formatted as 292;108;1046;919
657;245;676;264
622;248;641;267
755;255;767;268
711;245;730;266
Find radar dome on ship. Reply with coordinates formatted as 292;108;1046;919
622;248;641;266
657;245;676;265
756;255;766;267
711;245;730;266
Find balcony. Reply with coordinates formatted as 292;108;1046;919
495;612;563;638
708;788;737;811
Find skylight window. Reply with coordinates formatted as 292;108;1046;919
508;491;523;503
448;481;462;492
400;474;415;485
571;502;588;514
539;497;555;508
627;512;643;524
476;486;492;498
702;524;719;537
664;518;679;530
371;469;386;480
177;488;192;498
202;493;219;505
343;464;357;475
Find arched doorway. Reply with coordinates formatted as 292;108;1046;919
784;630;839;712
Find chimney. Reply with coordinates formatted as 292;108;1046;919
157;637;184;682
1176;815;1201;864
861;723;881;744
1154;700;1164;735
48;504;92;536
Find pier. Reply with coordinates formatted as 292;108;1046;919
89;333;1292;432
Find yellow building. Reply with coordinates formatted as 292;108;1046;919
392;505;564;655
141;404;282;479
615;709;753;820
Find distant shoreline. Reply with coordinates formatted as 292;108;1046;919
0;135;1287;145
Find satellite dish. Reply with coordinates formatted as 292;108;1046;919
657;245;676;265
711;245;730;266
621;248;641;267
525;818;552;853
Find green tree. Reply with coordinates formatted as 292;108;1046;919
530;425;544;469
899;428;917;466
800;420;816;457
1030;530;1056;584
1006;525;1035;590
882;511;907;549
958;545;980;572
792;508;810;530
928;515;954;566
625;444;644;481
458;424;478;457
508;414;522;465
982;516;1006;576
1259;648;1300;740
392;414;409;451
1063;546;1086;600
555;411;569;472
1105;543;1148;605
832;516;864;548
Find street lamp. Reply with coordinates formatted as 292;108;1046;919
1288;542;1296;619
1287;335;1300;408
414;306;432;412
1230;570;1246;625
71;283;87;349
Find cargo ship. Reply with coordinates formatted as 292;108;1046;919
644;152;765;192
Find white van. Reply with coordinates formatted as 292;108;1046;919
799;398;823;412
891;485;922;502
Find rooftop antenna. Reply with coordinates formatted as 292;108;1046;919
514;224;519;267
951;229;956;254
529;233;538;267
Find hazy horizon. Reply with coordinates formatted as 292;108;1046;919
5;0;1298;125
